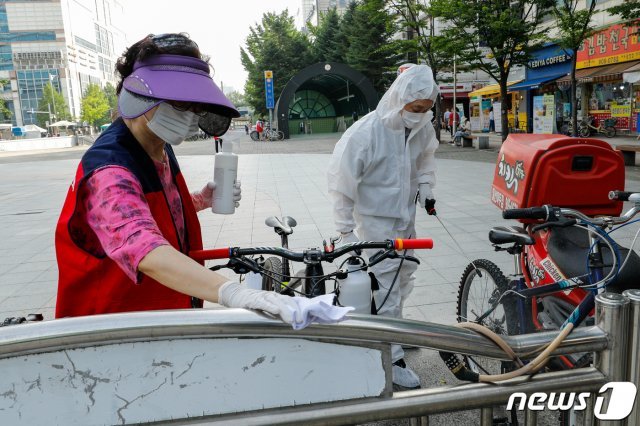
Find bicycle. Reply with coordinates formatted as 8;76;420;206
190;231;434;302
263;128;285;141
578;116;617;138
450;191;640;374
439;192;640;425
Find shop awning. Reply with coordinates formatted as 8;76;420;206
468;80;522;97
556;60;640;85
623;62;640;84
508;73;566;91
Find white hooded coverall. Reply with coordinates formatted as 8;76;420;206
327;65;439;362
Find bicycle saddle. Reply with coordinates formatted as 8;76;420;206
489;226;535;246
265;216;297;235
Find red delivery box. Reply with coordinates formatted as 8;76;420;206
491;134;624;219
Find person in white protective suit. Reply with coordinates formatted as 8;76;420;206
327;64;438;389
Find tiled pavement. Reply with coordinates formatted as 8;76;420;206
1;130;639;425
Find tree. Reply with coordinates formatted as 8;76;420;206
226;90;247;107
80;83;110;129
609;0;640;22
241;10;313;117
311;8;344;63
553;0;598;136
37;82;69;127
0;79;11;122
345;0;401;93
386;0;453;141
335;1;358;63
430;0;555;141
102;82;117;122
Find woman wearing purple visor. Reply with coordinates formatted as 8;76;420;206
54;34;349;328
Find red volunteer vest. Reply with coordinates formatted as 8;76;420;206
55;118;204;318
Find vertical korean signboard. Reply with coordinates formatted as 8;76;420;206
264;70;275;109
264;70;275;131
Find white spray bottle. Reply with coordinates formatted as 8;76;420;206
212;142;238;214
337;258;372;314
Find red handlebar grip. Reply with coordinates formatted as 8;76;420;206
395;238;434;250
189;248;231;262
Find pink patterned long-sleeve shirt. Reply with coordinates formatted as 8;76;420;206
81;154;206;282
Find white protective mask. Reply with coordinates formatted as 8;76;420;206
146;102;201;145
401;110;425;129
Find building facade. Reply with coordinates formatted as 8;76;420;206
0;0;126;127
301;0;350;30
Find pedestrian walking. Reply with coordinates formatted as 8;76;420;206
214;136;223;153
244;124;248;135
489;107;495;133
443;108;451;133
256;119;264;141
352;110;358;122
448;108;460;139
328;64;439;390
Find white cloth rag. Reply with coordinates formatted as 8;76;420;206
288;294;354;330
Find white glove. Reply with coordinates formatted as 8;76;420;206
219;281;299;324
218;281;352;329
206;181;242;208
418;183;434;208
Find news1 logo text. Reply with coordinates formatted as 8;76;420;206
507;382;637;420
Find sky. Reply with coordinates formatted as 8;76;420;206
120;0;303;94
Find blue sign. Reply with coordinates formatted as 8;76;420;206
264;70;274;109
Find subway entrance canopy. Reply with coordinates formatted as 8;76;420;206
275;62;379;139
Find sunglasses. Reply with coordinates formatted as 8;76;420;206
167;101;208;117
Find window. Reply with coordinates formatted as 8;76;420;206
0;32;56;43
289;90;336;119
17;69;60;125
74;36;97;52
0;45;12;71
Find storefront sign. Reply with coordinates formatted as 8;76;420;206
493;101;502;133
533;95;555;134
611;102;631;117
528;54;569;69
439;83;474;94
481;99;492;130
577;22;640;69
470;97;482;131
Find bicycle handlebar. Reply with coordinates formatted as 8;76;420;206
609;190;640;202
189;238;434;262
502;206;552;220
503;201;640;227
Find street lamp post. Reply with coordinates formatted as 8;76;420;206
48;74;58;121
26;106;53;130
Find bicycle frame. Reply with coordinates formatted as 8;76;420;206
504;229;604;334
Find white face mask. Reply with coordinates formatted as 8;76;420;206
401;110;425;129
145;102;200;146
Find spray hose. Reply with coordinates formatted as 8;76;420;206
440;322;575;383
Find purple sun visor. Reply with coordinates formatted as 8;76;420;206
118;54;240;136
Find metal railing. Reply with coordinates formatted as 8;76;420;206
0;290;637;425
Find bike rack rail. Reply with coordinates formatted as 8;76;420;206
0;291;637;425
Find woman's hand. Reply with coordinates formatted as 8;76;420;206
192;181;242;211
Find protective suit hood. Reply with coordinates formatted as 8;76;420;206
376;64;439;131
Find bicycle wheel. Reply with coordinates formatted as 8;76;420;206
457;259;517;375
604;126;616;138
250;130;260;141
261;256;283;292
579;126;590;137
276;130;284;141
